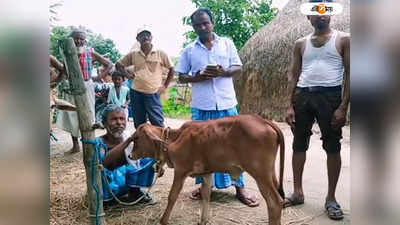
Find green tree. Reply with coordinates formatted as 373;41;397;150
183;0;277;50
50;26;121;64
50;26;72;60
87;33;122;63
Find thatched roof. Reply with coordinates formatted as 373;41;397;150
234;0;349;121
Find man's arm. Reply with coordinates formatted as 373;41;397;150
211;39;242;77
50;55;64;72
331;34;350;129
176;46;211;84
339;35;350;111
50;55;65;83
103;137;132;170
178;71;211;83
201;65;242;78
115;62;134;79
200;39;242;78
285;39;303;129
164;67;175;88
92;51;113;78
221;65;242;77
158;67;175;94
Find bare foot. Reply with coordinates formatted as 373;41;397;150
236;187;259;207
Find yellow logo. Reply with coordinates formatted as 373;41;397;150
317;3;326;14
301;2;343;16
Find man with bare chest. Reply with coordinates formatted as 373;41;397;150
284;0;350;220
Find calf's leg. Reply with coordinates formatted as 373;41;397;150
199;174;212;225
160;172;186;225
254;175;283;225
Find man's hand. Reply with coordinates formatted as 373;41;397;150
126;72;135;80
285;106;296;130
202;65;226;78
195;70;212;81
331;107;347;130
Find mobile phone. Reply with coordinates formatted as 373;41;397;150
206;64;219;69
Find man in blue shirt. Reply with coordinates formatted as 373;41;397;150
176;8;259;207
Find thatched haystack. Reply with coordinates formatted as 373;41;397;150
234;0;349;121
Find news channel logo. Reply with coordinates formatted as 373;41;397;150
300;2;343;15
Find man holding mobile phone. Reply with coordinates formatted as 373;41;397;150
176;8;259;207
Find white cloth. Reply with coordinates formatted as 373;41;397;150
297;30;345;87
56;80;95;137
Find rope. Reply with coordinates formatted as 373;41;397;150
102;163;159;206
81;139;105;225
81;138;161;211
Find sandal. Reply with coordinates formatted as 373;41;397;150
283;194;304;208
325;201;344;220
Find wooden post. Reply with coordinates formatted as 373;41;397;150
62;38;106;225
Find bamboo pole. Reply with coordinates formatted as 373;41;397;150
62;38;106;225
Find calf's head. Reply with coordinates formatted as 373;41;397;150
131;124;166;160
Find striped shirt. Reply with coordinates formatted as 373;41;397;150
78;47;94;81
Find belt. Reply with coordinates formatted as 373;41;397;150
296;85;341;92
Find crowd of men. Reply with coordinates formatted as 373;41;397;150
50;1;349;221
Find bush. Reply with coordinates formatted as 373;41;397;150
162;87;191;119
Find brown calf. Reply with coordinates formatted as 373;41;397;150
105;114;285;225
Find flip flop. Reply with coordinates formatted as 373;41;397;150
325;201;344;220
283;194;304;208
236;193;260;207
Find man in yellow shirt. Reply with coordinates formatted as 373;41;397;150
116;27;174;128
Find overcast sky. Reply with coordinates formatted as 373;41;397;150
54;0;289;57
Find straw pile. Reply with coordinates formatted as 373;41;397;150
234;0;350;121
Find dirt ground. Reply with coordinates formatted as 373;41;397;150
50;117;350;225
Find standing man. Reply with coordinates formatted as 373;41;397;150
57;29;113;154
116;27;174;128
176;8;259;207
284;0;350;220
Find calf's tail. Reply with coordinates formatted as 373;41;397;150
264;119;285;199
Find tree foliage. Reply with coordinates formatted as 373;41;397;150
87;34;122;63
50;26;72;60
183;0;277;50
50;26;122;64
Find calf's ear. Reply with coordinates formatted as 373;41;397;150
143;127;167;149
